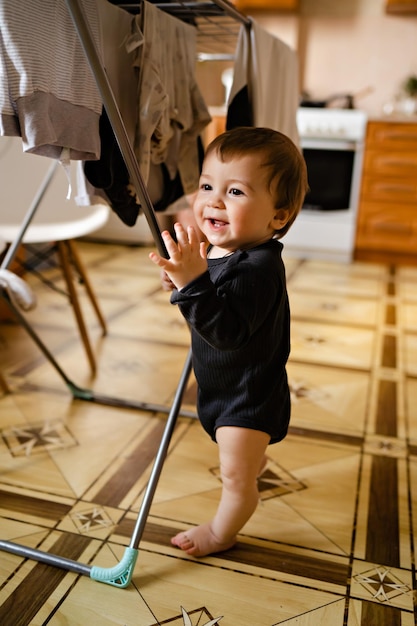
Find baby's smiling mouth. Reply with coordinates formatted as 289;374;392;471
208;218;228;228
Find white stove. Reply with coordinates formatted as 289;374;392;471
296;107;368;142
282;108;368;263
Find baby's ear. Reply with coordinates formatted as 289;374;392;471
272;208;290;229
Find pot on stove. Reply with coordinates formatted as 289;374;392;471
300;93;355;109
300;87;373;110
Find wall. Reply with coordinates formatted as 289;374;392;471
197;0;417;116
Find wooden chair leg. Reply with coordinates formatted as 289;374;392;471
0;371;10;394
56;241;97;374
66;239;107;336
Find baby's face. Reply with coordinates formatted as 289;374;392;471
193;151;285;256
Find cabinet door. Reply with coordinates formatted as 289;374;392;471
366;122;417;150
386;0;417;13
203;116;226;147
361;177;417;203
233;0;298;11
355;121;417;262
356;201;417;254
363;150;417;178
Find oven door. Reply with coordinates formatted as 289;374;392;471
301;139;358;211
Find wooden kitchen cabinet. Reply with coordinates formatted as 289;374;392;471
203;112;226;147
385;0;417;14
232;0;298;12
354;120;417;265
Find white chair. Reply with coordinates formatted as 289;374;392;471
0;136;110;375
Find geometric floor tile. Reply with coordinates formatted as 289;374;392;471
351;561;414;610
68;505;116;535
1;420;77;457
1;241;416;625
150;606;223;626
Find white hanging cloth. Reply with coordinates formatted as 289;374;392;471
228;19;300;146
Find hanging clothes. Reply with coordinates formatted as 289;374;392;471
227;19;300;146
0;0;102;160
82;0;145;225
81;0;211;227
134;0;211;196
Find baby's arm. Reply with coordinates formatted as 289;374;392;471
149;223;208;291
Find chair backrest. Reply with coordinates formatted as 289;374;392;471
0;136;109;244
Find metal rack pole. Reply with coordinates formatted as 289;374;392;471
211;0;251;25
0;0;197;416
0;0;251;586
0;349;193;588
0;161;58;271
0;0;196;588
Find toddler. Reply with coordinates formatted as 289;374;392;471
149;126;308;557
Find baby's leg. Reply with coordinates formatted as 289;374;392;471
258;454;268;477
171;426;270;557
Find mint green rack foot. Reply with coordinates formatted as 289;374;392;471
90;548;139;588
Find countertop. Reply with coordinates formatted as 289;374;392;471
367;112;417;123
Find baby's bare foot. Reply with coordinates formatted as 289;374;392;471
171;523;236;557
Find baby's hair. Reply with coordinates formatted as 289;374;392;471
205;127;308;238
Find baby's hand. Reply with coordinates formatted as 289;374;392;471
160;270;175;292
149;224;207;290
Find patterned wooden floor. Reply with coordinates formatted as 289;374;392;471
0;241;416;625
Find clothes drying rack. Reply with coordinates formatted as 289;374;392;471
0;0;250;588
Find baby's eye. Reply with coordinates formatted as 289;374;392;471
201;183;212;191
230;188;244;196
